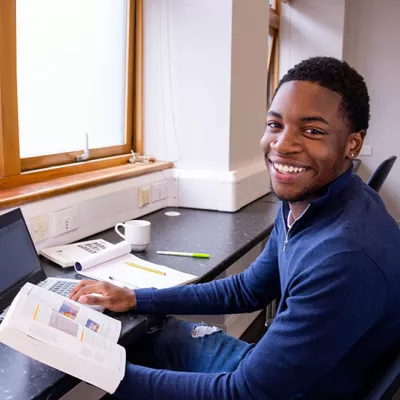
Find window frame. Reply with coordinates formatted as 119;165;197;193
0;0;143;181
267;2;281;107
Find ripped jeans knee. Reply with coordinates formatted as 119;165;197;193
190;322;221;338
145;316;221;338
134;316;252;373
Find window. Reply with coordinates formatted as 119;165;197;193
267;0;282;106
17;0;128;159
0;0;142;180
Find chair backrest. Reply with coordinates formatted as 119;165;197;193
365;352;400;400
367;156;397;192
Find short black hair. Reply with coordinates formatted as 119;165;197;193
275;56;370;133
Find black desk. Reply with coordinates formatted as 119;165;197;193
0;200;279;400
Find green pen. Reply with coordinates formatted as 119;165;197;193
156;251;210;259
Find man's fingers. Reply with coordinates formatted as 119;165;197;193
79;294;108;307
70;282;108;301
68;280;97;299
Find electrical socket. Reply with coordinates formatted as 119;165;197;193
54;206;80;236
138;186;151;207
151;182;167;202
28;215;50;243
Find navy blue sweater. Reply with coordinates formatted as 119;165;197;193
131;169;400;399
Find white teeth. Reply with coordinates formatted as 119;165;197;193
273;163;306;174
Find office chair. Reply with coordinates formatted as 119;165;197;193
365;351;400;400
367;156;397;192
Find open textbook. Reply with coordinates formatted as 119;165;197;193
73;241;198;289
0;283;125;393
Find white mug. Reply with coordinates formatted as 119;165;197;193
115;220;151;252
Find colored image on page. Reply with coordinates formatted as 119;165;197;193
58;300;79;321
85;319;100;333
49;310;79;337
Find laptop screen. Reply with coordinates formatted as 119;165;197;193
0;209;46;313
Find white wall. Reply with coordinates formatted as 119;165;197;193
343;0;400;220
142;0;233;171
143;0;269;173
280;0;346;77
141;0;271;211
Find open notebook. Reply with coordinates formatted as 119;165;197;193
73;241;198;290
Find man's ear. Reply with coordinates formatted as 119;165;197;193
346;131;365;159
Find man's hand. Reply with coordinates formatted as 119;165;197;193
69;280;136;312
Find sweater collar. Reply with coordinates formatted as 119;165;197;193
308;166;353;207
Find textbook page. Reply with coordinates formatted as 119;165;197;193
22;283;121;343
0;284;126;393
2;289;125;373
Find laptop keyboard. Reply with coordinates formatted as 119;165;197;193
48;281;77;297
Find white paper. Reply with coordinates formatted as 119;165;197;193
79;253;198;289
75;241;131;272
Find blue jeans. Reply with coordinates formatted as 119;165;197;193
113;317;253;399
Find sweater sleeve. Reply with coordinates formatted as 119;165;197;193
133;225;280;315
116;251;387;400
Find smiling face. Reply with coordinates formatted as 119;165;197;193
260;81;364;202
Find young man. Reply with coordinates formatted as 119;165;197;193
70;57;400;399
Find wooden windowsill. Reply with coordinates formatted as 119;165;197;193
0;161;173;210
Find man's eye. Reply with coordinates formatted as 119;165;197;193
267;122;281;129
305;128;325;135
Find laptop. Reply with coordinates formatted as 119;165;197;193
0;208;99;320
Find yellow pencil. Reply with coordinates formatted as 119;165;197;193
124;261;166;276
